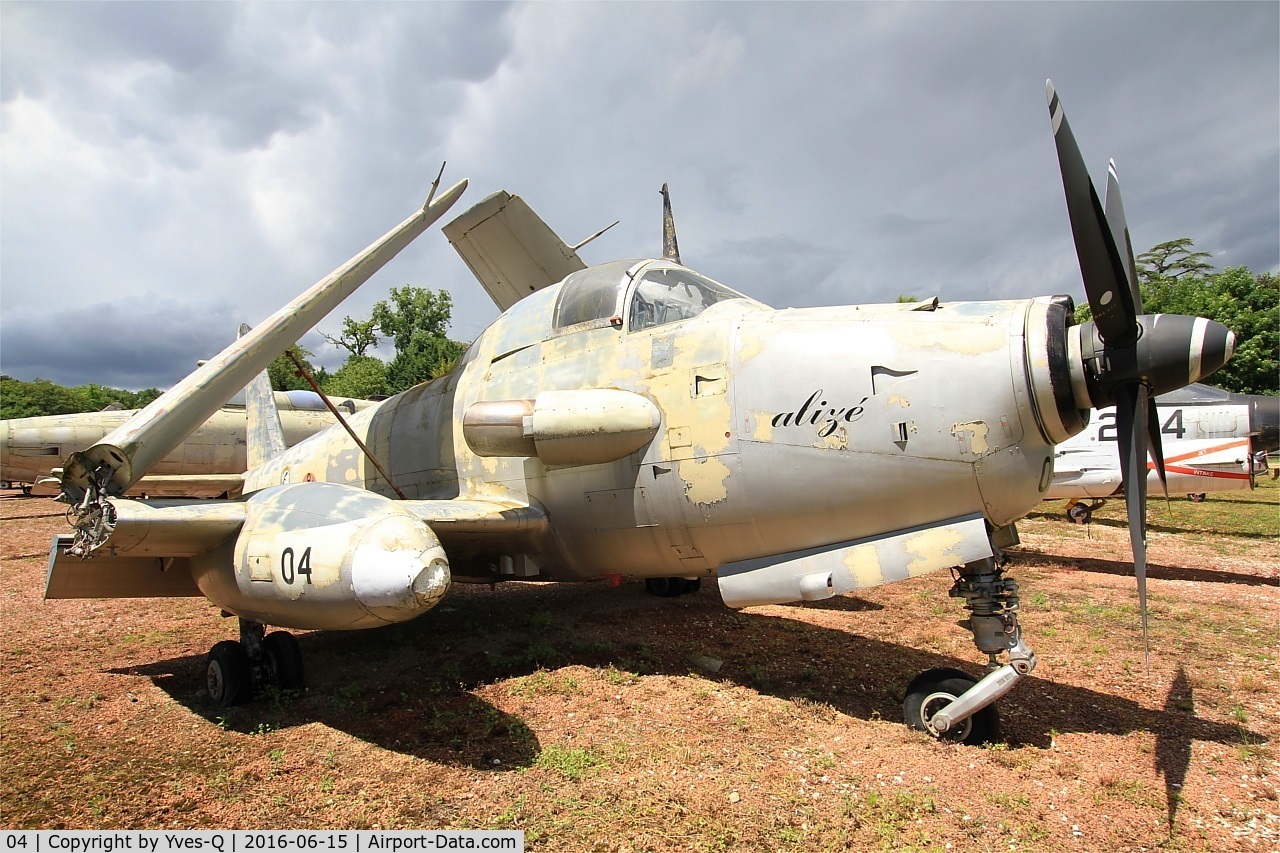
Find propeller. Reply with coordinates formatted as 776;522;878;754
1046;80;1236;665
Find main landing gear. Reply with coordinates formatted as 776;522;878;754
644;576;702;597
205;618;305;709
902;557;1037;745
1065;499;1105;524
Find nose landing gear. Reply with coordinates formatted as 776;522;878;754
902;558;1037;745
205;618;306;708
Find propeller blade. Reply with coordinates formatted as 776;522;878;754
1104;159;1143;316
1146;393;1169;500
1115;382;1152;667
1046;80;1139;346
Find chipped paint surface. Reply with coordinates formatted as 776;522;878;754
952;420;991;455
887;394;911;408
679;456;731;505
902;525;967;576
891;321;1006;354
842;543;884;588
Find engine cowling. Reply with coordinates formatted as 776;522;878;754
190;482;450;630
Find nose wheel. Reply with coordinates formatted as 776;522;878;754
903;668;999;745
902;558;1037;746
204;619;305;708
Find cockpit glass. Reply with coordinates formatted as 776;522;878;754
552;259;638;329
628;267;745;332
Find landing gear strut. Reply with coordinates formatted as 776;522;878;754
902;558;1037;745
205;619;305;708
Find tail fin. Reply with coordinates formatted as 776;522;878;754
242;325;287;469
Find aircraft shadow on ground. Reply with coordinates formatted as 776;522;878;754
112;580;1258;780
1015;547;1277;587
1025;508;1275;540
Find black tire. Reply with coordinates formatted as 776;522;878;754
645;577;671;596
1066;504;1091;525
1188;493;1206;503
663;577;687;597
685;578;702;594
903;667;999;746
206;640;251;708
264;631;305;690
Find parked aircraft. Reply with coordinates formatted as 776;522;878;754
44;86;1235;745
1048;384;1280;522
1;391;379;497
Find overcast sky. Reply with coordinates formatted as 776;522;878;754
2;1;1276;390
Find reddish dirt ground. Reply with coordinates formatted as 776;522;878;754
2;491;1277;851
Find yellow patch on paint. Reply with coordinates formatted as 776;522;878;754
887;394;911;408
842;543;884;589
816;427;849;450
751;414;773;442
952;420;990;455
902;526;967;576
680;456;731;505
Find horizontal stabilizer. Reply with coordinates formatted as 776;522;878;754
444;191;587;311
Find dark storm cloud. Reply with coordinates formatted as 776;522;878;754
1;297;239;389
0;1;1274;390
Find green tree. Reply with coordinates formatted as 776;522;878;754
370;286;467;395
0;377;165;418
322;355;388;400
1136;238;1213;282
1073;239;1276;396
267;345;320;392
321;317;380;358
371;286;454;353
384;336;466;396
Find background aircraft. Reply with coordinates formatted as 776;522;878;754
43;86;1234;746
1048;384;1280;522
1;390;379;497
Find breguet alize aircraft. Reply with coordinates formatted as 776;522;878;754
48;83;1235;744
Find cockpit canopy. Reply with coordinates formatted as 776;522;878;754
552;259;749;333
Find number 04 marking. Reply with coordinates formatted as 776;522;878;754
281;546;314;585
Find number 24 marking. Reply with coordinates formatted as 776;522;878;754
1097;408;1186;441
281;546;313;585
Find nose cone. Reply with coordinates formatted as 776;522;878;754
1252;395;1280;454
351;514;451;622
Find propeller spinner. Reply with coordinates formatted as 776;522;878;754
1047;80;1235;662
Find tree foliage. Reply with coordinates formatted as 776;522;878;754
267;345;321;392
321;355;388;400
0;376;162;419
321;317;380;358
371;286;454;353
1071;239;1277;396
1136;238;1213;281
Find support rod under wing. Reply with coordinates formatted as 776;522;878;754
60;179;468;504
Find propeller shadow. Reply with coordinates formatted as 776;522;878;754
1015;547;1277;587
109;579;1257;766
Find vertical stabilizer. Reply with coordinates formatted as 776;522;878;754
242;325;287;469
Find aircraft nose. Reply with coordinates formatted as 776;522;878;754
1252;395;1280;454
350;514;451;621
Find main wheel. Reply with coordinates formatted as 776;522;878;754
1188;493;1206;503
903;667;999;746
263;631;305;690
1066;504;1092;524
206;640;251;708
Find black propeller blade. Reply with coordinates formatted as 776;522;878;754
1047;81;1142;347
1046;81;1235;665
